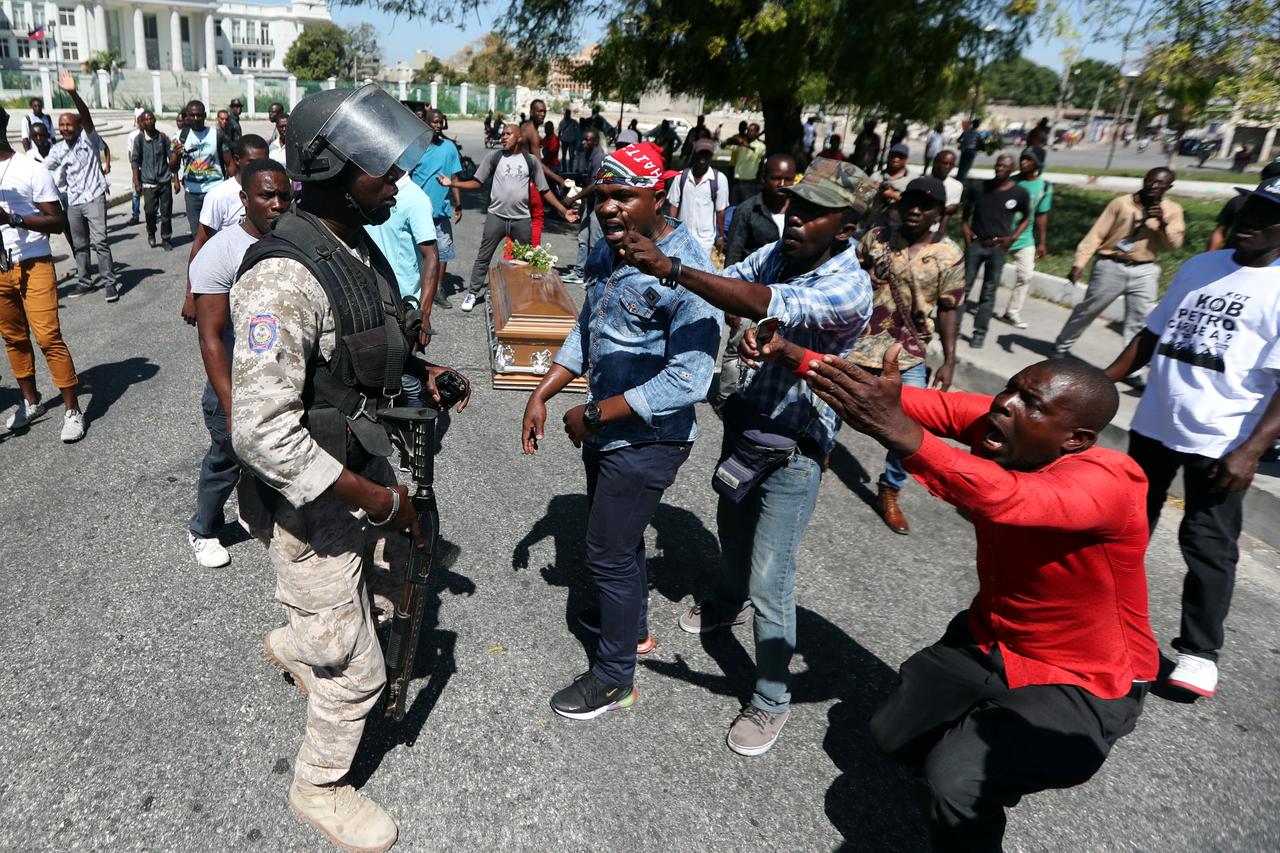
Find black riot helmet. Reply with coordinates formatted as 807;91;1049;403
286;84;430;183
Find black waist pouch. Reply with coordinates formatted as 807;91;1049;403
712;395;798;503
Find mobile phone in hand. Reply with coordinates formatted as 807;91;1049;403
755;316;781;348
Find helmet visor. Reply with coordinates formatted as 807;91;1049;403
316;84;430;179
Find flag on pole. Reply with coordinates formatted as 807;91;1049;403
27;26;46;40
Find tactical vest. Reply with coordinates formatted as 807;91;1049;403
236;208;413;466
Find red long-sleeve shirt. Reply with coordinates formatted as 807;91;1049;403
900;387;1160;700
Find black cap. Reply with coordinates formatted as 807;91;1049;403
1262;156;1280;181
888;142;910;158
1019;147;1044;169
230;98;243;107
1234;176;1280;206
901;176;947;206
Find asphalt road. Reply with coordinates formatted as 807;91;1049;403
1;142;1278;852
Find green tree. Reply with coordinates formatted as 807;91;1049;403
350;0;1028;155
452;33;545;87
1067;58;1122;113
983;56;1061;106
344;23;382;81
283;21;348;80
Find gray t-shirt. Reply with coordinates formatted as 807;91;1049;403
474;150;548;219
190;223;258;354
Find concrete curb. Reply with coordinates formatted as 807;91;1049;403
948;347;1280;552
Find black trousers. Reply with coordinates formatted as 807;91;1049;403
871;613;1146;852
582;442;691;687
141;184;173;241
1129;430;1245;662
963;241;1006;340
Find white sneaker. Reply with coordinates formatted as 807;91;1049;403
59;409;85;442
188;531;231;568
1167;653;1218;697
5;396;42;430
461;293;477;312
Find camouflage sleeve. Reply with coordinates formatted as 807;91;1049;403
230;258;344;508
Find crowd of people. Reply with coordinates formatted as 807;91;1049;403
0;81;1277;853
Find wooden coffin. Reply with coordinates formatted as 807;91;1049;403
485;261;588;392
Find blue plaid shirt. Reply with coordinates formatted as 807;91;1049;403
723;240;873;453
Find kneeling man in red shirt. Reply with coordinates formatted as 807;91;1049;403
789;340;1159;850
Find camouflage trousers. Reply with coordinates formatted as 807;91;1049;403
255;458;405;786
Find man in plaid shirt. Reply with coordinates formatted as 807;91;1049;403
619;156;875;756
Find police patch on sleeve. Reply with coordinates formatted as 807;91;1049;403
247;313;279;353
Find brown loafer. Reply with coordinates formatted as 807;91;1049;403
877;484;910;535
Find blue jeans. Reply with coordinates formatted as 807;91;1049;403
130;190;141;219
714;449;823;714
880;362;928;490
584;441;691;687
189;382;240;538
400;372;425;408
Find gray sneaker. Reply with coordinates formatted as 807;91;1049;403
727;705;790;756
5;395;42;430
679;601;754;635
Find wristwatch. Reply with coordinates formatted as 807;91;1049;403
10;213;24;229
583;401;603;432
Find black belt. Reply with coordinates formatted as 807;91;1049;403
1100;255;1155;267
797;436;826;464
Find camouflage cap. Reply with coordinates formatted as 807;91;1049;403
782;157;877;214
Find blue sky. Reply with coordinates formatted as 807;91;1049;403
328;4;1125;73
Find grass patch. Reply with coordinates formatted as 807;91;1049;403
949;186;1221;296
1043;163;1259;184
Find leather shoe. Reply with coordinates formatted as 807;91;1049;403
877;484;910;535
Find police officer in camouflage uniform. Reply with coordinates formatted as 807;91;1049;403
230;84;468;853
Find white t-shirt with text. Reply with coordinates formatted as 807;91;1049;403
0;153;61;262
1132;250;1280;457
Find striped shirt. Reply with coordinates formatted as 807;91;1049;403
43;130;108;206
722;240;873;453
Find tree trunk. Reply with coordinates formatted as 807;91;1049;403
761;93;802;157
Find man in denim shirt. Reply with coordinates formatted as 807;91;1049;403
620;157;876;755
521;142;723;721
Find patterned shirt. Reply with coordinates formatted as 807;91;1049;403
43;130;108;206
851;226;965;370
722;241;873;453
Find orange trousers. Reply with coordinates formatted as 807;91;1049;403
0;256;77;389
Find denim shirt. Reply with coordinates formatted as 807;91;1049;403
554;218;723;451
723;241;873;454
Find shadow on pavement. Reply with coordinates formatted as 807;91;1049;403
640;605;926;848
513;492;720;661
77;356;160;424
827;443;879;511
995;333;1057;357
117;265;164;298
349;539;476;785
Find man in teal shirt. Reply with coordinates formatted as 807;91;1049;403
410;109;463;309
998;148;1053;328
365;173;440;316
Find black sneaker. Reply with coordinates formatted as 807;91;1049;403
969;335;985;350
550;671;636;720
104;283;119;303
127;216;140;226
148;234;157;248
433;293;452;309
161;240;174;252
68;282;94;298
575;608;656;654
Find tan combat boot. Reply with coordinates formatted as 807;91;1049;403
289;779;398;853
264;627;314;698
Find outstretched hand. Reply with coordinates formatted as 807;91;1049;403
802;344;923;457
57;69;75;93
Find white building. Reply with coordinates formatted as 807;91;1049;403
0;0;331;74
